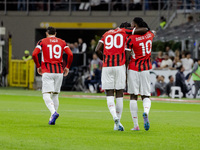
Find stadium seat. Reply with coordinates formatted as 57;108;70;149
170;86;183;99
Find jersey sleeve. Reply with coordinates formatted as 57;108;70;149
63;45;73;69
125;37;132;51
99;35;104;44
32;40;43;68
35;40;42;51
124;27;135;36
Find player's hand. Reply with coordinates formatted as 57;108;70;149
63;67;69;77
37;67;42;75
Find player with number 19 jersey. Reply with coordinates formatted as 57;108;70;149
33;37;73;74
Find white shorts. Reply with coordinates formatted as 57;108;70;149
42;73;63;93
128;70;151;96
102;65;126;90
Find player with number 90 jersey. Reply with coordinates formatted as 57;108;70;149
100;27;135;67
126;31;154;72
33;36;73;74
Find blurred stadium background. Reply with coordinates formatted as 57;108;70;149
0;0;200;98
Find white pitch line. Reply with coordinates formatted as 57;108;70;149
0;109;199;113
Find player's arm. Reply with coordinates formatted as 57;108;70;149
32;42;42;75
63;45;73;76
125;27;148;35
95;41;104;60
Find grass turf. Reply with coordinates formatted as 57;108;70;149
0;88;200;150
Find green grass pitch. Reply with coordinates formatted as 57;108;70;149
0;88;200;150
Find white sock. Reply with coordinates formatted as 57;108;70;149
116;97;123;120
143;98;151;115
52;94;59;111
130;100;138;128
43;93;56;116
107;96;118;120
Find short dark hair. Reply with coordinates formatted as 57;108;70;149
156;75;159;79
133;17;150;30
119;22;131;28
46;26;56;35
169;75;172;80
185;52;191;56
178;65;183;70
161;75;165;79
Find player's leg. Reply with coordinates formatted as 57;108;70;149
141;95;151;115
127;69;140;130
52;92;59;111
113;65;126;131
106;89;118;121
140;70;151;131
130;94;139;131
43;92;56;116
53;73;63;112
42;73;56;122
115;89;123;120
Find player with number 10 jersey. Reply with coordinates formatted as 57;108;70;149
125;18;154;131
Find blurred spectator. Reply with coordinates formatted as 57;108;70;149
172;56;182;69
22;50;32;60
78;38;87;53
181;51;186;59
166;75;175;96
155;75;166;96
160;54;173;69
84;64;101;93
155;51;164;67
74;42;79;52
18;0;26;11
90;53;102;75
70;43;79;54
181;52;193;71
175;65;188;98
166;46;175;57
175;49;180;57
160;16;166;29
191;59;200;98
89;39;96;52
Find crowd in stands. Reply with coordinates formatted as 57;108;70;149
152;45;200;98
152;46;193;71
10;0;200;11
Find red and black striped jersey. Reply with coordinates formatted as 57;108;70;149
100;27;135;67
126;31;154;72
32;36;73;74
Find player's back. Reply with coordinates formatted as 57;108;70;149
40;36;66;64
127;31;154;71
101;28;128;67
38;36;67;73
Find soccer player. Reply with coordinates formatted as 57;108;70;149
125;18;154;131
32;27;73;125
95;22;148;131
